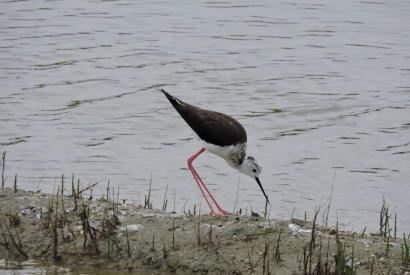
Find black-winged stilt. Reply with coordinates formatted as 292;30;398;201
159;89;269;216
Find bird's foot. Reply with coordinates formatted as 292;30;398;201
219;209;232;216
210;209;232;217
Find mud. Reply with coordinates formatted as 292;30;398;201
0;188;408;274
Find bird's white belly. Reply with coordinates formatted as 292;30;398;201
202;141;246;168
203;142;234;159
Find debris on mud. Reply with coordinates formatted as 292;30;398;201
0;188;408;274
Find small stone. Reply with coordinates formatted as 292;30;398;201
243;234;257;242
288;223;311;234
121;224;144;232
62;228;74;241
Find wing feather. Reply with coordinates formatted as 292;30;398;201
161;89;247;146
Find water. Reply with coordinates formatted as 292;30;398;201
0;259;70;275
0;259;149;274
1;0;410;237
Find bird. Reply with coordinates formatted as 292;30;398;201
159;88;269;216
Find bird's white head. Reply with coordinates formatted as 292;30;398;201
239;156;262;178
238;156;269;204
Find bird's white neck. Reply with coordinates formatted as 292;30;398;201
227;155;248;173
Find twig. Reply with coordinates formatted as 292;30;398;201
324;172;336;227
125;225;131;257
162;184;168;212
274;226;283;263
13;174;17;193
208;216;213;247
232;178;240;213
106;180;110;201
52;187;59;260
1;151;6;188
196;210;201;247
144;174;152;209
151;234;155;251
4;221;27;258
74;182;99;197
172;217;176;250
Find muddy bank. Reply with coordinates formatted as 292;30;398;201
0;187;408;274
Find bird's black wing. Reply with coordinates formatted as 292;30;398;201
160;89;247;146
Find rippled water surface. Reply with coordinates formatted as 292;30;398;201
1;0;410;235
0;259;146;274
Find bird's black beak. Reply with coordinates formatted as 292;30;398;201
255;177;270;204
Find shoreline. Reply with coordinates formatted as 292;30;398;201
0;187;408;274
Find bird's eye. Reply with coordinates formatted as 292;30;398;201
252;169;257;173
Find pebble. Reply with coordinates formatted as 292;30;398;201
120;224;144;232
288;223;311;234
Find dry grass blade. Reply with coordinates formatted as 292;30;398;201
1;151;6;188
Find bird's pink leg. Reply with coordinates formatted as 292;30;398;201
187;148;230;216
187;149;215;214
190;167;231;215
187;148;216;214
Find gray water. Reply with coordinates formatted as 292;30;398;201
0;259;75;275
0;259;146;274
1;0;410;237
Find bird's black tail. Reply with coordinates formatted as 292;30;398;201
157;88;187;108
